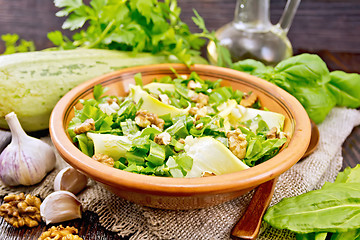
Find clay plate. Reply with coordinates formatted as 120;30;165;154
50;64;311;210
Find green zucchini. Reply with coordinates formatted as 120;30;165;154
0;49;207;131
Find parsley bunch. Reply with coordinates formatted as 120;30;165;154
49;0;226;66
0;34;35;55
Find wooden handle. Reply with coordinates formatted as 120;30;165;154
231;178;277;240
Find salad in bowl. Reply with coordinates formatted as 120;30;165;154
68;70;287;178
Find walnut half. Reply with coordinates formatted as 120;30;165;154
92;153;114;167
74;118;95;135
135;110;165;130
227;129;248;160
0;193;42;228
240;92;258;108
38;225;83;240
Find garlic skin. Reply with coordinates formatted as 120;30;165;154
54;167;88;194
40;191;82;224
0;112;56;186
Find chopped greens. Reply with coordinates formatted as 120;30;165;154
68;71;287;177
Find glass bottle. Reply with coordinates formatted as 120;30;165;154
207;0;300;66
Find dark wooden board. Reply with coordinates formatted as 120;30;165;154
0;1;359;239
0;0;360;53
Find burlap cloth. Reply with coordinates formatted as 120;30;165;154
1;107;360;239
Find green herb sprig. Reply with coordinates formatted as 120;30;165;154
0;34;35;55
48;0;231;66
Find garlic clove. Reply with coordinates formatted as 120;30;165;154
0;112;56;186
54;167;88;194
40;191;82;225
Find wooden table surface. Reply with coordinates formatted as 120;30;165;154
0;0;359;239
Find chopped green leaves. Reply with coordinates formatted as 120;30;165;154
68;71;286;177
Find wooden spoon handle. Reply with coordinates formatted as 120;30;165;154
231;178;277;240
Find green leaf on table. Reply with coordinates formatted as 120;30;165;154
296;232;327;240
330;229;360;240
274;54;331;86
287;85;336;124
264;182;360;233
328;71;360;108
232;59;273;80
334;164;360;184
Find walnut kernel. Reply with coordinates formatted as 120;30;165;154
154;132;172;145
38;225;83;240
240;92;258;107
74;118;95;135
187;80;202;90
227;129;248;159
135;110;165;130
266;127;278;139
190;93;209;108
0;193;42;228
92;153;114;167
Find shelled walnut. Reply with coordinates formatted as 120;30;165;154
240;92;258;107
190;93;209;108
135;110;165;129
227;129;248;160
38;225;83;240
92;153;114;167
154;132;171;145
0;193;42;228
74;118;95;135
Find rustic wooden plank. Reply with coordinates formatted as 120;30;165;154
342;127;360;170
0;0;360;53
0;207;125;240
0;1;359;239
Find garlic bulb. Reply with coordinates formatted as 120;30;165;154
40;191;82;224
0;112;56;186
54;167;88;194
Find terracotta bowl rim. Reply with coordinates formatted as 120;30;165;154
50;63;311;196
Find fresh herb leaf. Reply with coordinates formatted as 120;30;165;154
265;164;360;236
134;72;143;87
328;71;360;108
50;0;213;65
1;34;35;55
296;232;328;240
74;133;94;157
191;9;232;67
93;84;108;101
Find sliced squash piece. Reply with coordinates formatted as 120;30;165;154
143;82;175;95
241;108;285;132
87;132;131;161
184;136;249;178
130;85;188;117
